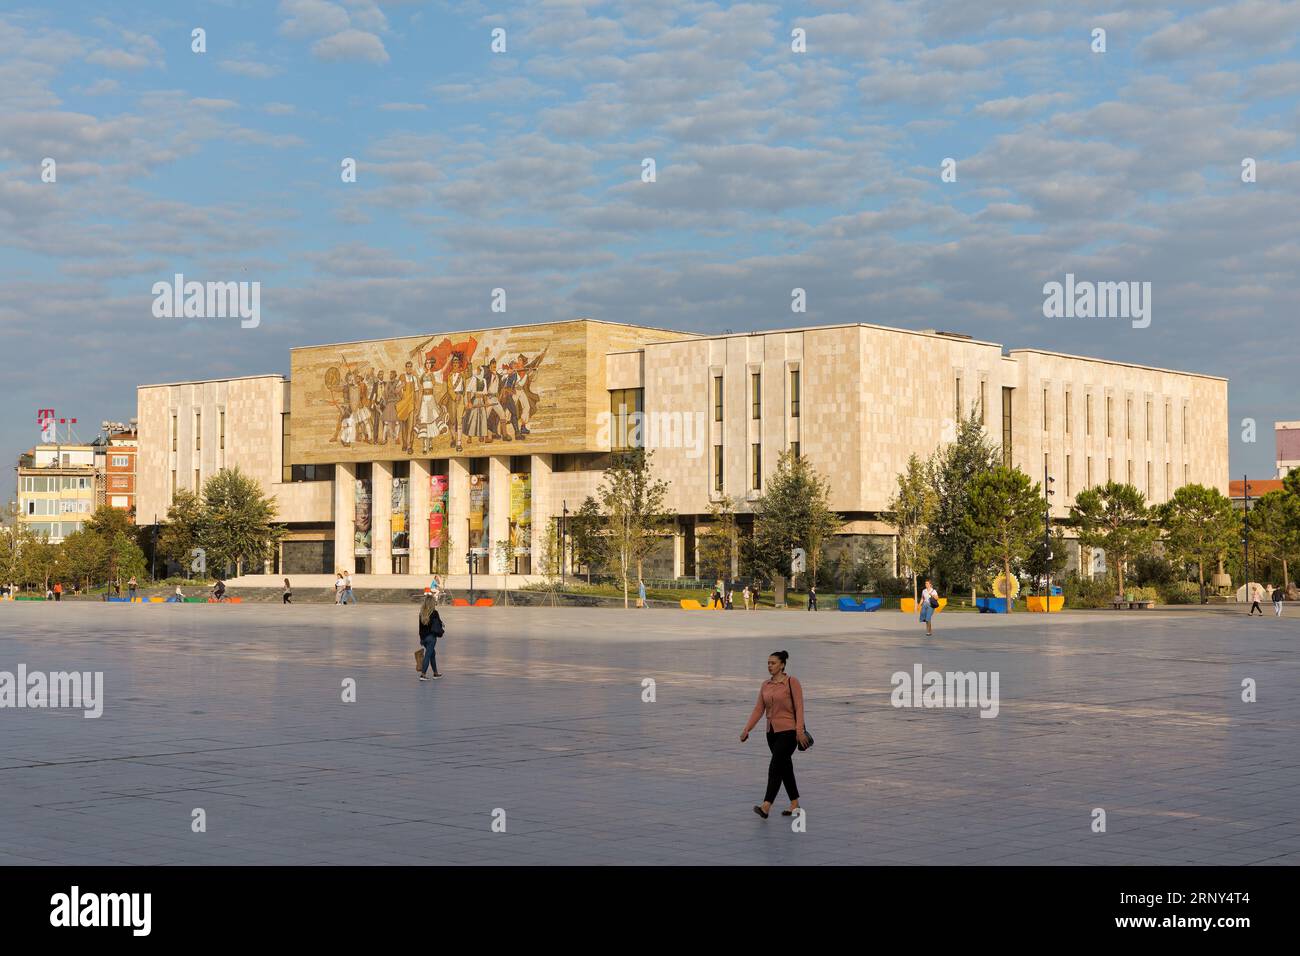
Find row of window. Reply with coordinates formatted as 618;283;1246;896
22;521;84;539
172;409;226;452
712;370;802;423
1041;389;1187;444
22;498;92;516
710;442;802;494
1044;452;1190;498
19;476;92;492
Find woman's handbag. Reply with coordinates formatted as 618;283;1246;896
787;679;814;751
929;595;939;608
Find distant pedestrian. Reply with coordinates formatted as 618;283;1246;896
751;585;760;609
334;572;345;605
282;577;293;605
417;593;444;681
919;577;939;636
1271;584;1283;617
740;650;808;820
638;578;647;608
128;576;138;601
174;585;185;602
53;582;63;602
743;585;752;610
711;586;723;610
46;586;54;600
807;585;817;611
212;579;226;601
1249;583;1264;616
725;585;734;610
343;571;356;605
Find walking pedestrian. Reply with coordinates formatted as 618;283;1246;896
53;581;63;602
807;584;817;611
128;576;138;601
343;571;356;605
743;585;752;610
282;577;293;605
1249;583;1264;616
334;572;345;605
919;577;939;636
751;585;760;609
1271;583;1283;617
417;593;444;681
740;650;808;819
638;578;647;608
711;585;723;609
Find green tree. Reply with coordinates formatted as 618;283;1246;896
697;495;740;585
84;505;143;585
1246;490;1300;590
200;467;285;577
54;529;108;591
1024;528;1070;586
928;410;1002;597
887;453;937;603
749;450;841;606
598;450;672;608
964;466;1043;612
1157;483;1239;602
1069;482;1157;598
0;521;38;586
534;517;564;605
18;531;58;591
568;496;603;584
158;489;207;578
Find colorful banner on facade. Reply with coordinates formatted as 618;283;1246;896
509;473;531;557
354;478;372;555
468;473;489;556
391;477;409;556
429;475;448;549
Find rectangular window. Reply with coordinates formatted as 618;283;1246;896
1086;456;1093;488
713;376;723;422
1042;387;1048;431
1166;462;1171;494
1086;394;1093;436
1147;461;1153;496
1127;459;1133;484
1044;453;1050;483
1165;403;1171;444
1183;406;1187;444
956;376;963;423
609;388;644;450
1126;399;1133;440
1184;463;1189;485
1106;397;1113;438
1066;454;1071;496
282;413;291;482
1145;401;1152;441
714;445;723;492
1107;458;1113;483
979;380;987;425
790;370;800;418
111;455;129;468
171;413;178;452
220;409;226;450
195;468;201;492
1065;391;1071;435
751;443;761;490
195;411;201;451
1001;387;1013;467
171;470;177;500
791;441;800;459
751;373;761;420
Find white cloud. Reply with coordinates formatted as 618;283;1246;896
312;29;389;64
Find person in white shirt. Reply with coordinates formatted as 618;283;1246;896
919;578;939;636
334;572;345;605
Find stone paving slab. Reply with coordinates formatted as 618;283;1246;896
0;603;1296;865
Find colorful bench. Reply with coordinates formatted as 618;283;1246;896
452;598;470;606
474;598;495;607
1026;596;1065;613
901;597;948;613
837;597;883;611
975;597;1008;613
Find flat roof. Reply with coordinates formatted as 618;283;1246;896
1008;348;1227;382
138;373;287;390
288;316;700;353
610;321;1006;355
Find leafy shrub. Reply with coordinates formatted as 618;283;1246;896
1131;555;1177;588
1128;586;1160;602
1163;581;1201;604
1061;573;1115;608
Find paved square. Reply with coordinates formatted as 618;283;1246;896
1;603;1296;865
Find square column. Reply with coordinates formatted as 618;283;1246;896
447;457;470;574
410;458;431;576
673;522;684;578
371;460;393;574
489;455;512;574
530;454;553;574
333;462;356;573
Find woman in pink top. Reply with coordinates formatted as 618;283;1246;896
740;650;807;819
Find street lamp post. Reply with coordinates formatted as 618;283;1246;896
466;517;474;604
1242;474;1251;605
1044;466;1055;600
561;499;568;587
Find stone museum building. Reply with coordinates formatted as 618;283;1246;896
134;318;1229;579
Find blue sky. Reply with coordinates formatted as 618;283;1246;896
2;0;1298;482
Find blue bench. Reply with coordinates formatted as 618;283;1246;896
837;596;883;612
976;597;1009;613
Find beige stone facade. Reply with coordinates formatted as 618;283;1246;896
132;319;1229;580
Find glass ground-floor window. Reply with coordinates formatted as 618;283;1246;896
391;554;408;574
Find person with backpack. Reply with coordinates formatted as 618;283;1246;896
919;577;939;636
417;593;444;681
740;650;809;820
1272;584;1285;617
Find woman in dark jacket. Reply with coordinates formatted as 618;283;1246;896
418;594;444;681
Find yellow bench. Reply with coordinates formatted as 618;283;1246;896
1026;596;1065;612
901;598;947;613
680;599;725;610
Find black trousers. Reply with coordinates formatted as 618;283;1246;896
764;730;800;804
1250;601;1262;615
